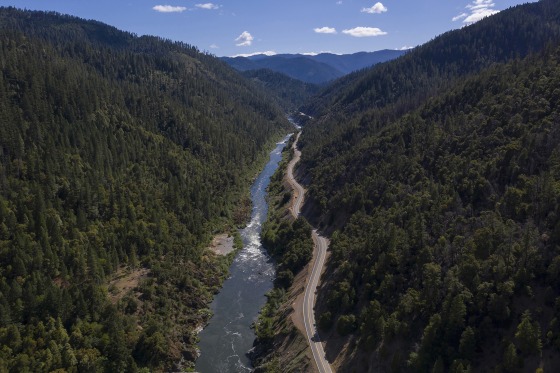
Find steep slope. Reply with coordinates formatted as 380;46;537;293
300;0;560;156
314;44;560;373
289;0;560;371
0;7;290;372
242;69;320;113
252;135;315;373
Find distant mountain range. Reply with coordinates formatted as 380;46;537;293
221;50;407;84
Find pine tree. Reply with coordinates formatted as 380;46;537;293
515;310;542;356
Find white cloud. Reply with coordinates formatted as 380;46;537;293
336;1;343;4
153;5;187;13
314;27;337;34
235;31;254;47
399;45;414;50
231;51;277;57
361;2;387;14
342;27;387;37
195;3;220;10
209;44;219;49
452;12;468;22
464;8;499;23
453;0;499;24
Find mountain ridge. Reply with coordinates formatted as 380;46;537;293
221;49;406;84
300;0;560;123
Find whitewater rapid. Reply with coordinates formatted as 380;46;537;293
195;135;291;373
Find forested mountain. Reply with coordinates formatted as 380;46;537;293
222;50;406;84
308;50;407;75
315;45;560;373
292;0;560;371
299;0;560;219
224;55;341;84
0;7;290;372
300;0;560;140
242;69;320;112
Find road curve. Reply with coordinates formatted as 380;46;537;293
304;231;332;373
287;132;304;219
286;131;333;373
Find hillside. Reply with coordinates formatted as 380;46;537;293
291;0;560;371
242;69;320;113
316;44;560;373
300;0;560;151
225;55;341;84
0;7;290;372
222;50;406;84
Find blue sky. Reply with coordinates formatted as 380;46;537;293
0;0;535;56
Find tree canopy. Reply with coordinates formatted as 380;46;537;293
293;0;560;371
0;7;290;372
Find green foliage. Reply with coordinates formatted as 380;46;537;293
300;0;560;144
242;69;320;113
458;327;476;360
252;137;313;372
0;7;290;372
262;171;314;289
503;342;520;373
254;287;286;346
318;311;333;331
134;329;168;366
296;1;560;371
336;314;357;336
514;310;542;356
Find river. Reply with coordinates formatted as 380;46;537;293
195;134;291;373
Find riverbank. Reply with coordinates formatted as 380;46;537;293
195;135;291;373
208;233;237;256
251;133;315;372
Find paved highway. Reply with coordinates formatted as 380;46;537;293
304;231;332;373
286;131;333;373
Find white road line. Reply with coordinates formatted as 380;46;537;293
287;131;333;373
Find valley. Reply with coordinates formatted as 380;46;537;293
196;135;290;372
2;0;560;372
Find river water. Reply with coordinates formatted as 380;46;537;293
195;134;291;373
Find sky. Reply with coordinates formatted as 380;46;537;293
0;0;536;57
